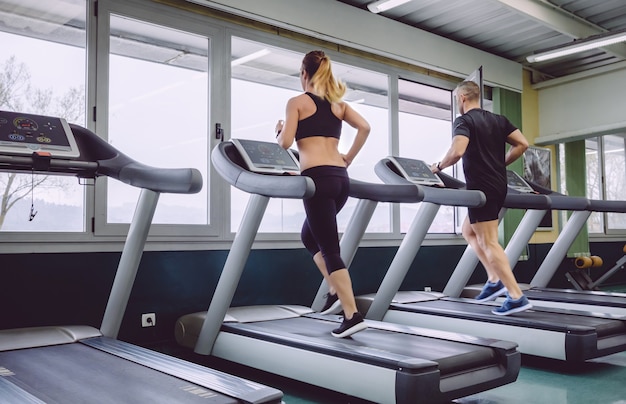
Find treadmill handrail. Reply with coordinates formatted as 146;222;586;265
504;190;552;210
70;124;203;194
526;179;589;211
0;124;203;195
542;193;589;211
438;167;552;210
349;177;424;203
211;141;314;199
0;155;99;176
422;186;485;208
375;158;486;208
374;158;414;185
587;198;626;213
432;170;466;189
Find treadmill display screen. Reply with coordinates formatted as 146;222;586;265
388;156;445;187
231;138;300;174
0;110;80;158
507;170;534;193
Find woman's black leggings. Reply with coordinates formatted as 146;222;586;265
301;165;349;274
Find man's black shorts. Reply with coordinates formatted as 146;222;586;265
468;188;506;224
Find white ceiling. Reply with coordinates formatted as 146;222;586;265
336;0;626;84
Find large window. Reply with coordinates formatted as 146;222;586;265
0;0;87;232
603;135;626;232
562;135;626;235
585;138;603;233
230;37;390;233
398;79;454;233
105;14;209;226
586;135;626;234
5;0;618;246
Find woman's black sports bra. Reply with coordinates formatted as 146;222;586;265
295;92;342;141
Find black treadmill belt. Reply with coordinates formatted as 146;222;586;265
527;288;626;308
0;343;237;404
392;299;626;336
222;315;497;376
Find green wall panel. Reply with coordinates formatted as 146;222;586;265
493;87;524;247
564;140;590;257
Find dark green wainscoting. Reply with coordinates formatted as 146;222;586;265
1;241;624;348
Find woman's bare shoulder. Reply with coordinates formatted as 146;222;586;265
287;93;312;106
331;100;347;118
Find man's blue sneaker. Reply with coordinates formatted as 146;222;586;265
475;280;507;302
492;295;532;316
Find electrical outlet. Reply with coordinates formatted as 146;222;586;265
141;313;156;327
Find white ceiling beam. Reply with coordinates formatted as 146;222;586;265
492;0;626;59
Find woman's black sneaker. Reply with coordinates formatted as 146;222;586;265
331;312;367;338
319;293;342;315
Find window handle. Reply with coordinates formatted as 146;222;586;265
215;123;224;141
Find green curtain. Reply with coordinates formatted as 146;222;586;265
564;140;590;257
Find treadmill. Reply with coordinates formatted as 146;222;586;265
0;111;282;404
455;171;626;316
356;156;626;362
175;139;521;404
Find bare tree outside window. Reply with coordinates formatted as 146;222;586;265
603;135;626;231
585;140;603;233
0;56;85;230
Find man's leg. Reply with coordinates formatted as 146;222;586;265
462;217;498;282
470;219;524;299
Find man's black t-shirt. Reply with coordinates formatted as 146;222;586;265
453;108;517;196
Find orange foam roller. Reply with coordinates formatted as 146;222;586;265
575;256;593;269
590;256;603;267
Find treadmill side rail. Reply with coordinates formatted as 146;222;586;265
0;326;101;351
83;337;283;403
0;377;46;404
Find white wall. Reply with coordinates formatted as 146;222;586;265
187;0;523;91
536;67;626;145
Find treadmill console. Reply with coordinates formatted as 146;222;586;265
0;110;80;158
387;156;445;187
507;170;534;193
231;138;299;174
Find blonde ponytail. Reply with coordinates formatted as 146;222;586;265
302;51;346;103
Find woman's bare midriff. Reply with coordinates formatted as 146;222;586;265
297;137;345;171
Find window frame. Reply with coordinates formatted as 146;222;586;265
0;0;91;251
11;0;613;252
600;134;626;236
92;0;223;239
559;134;626;241
224;27;467;244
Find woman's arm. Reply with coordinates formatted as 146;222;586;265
276;97;299;149
341;103;370;166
